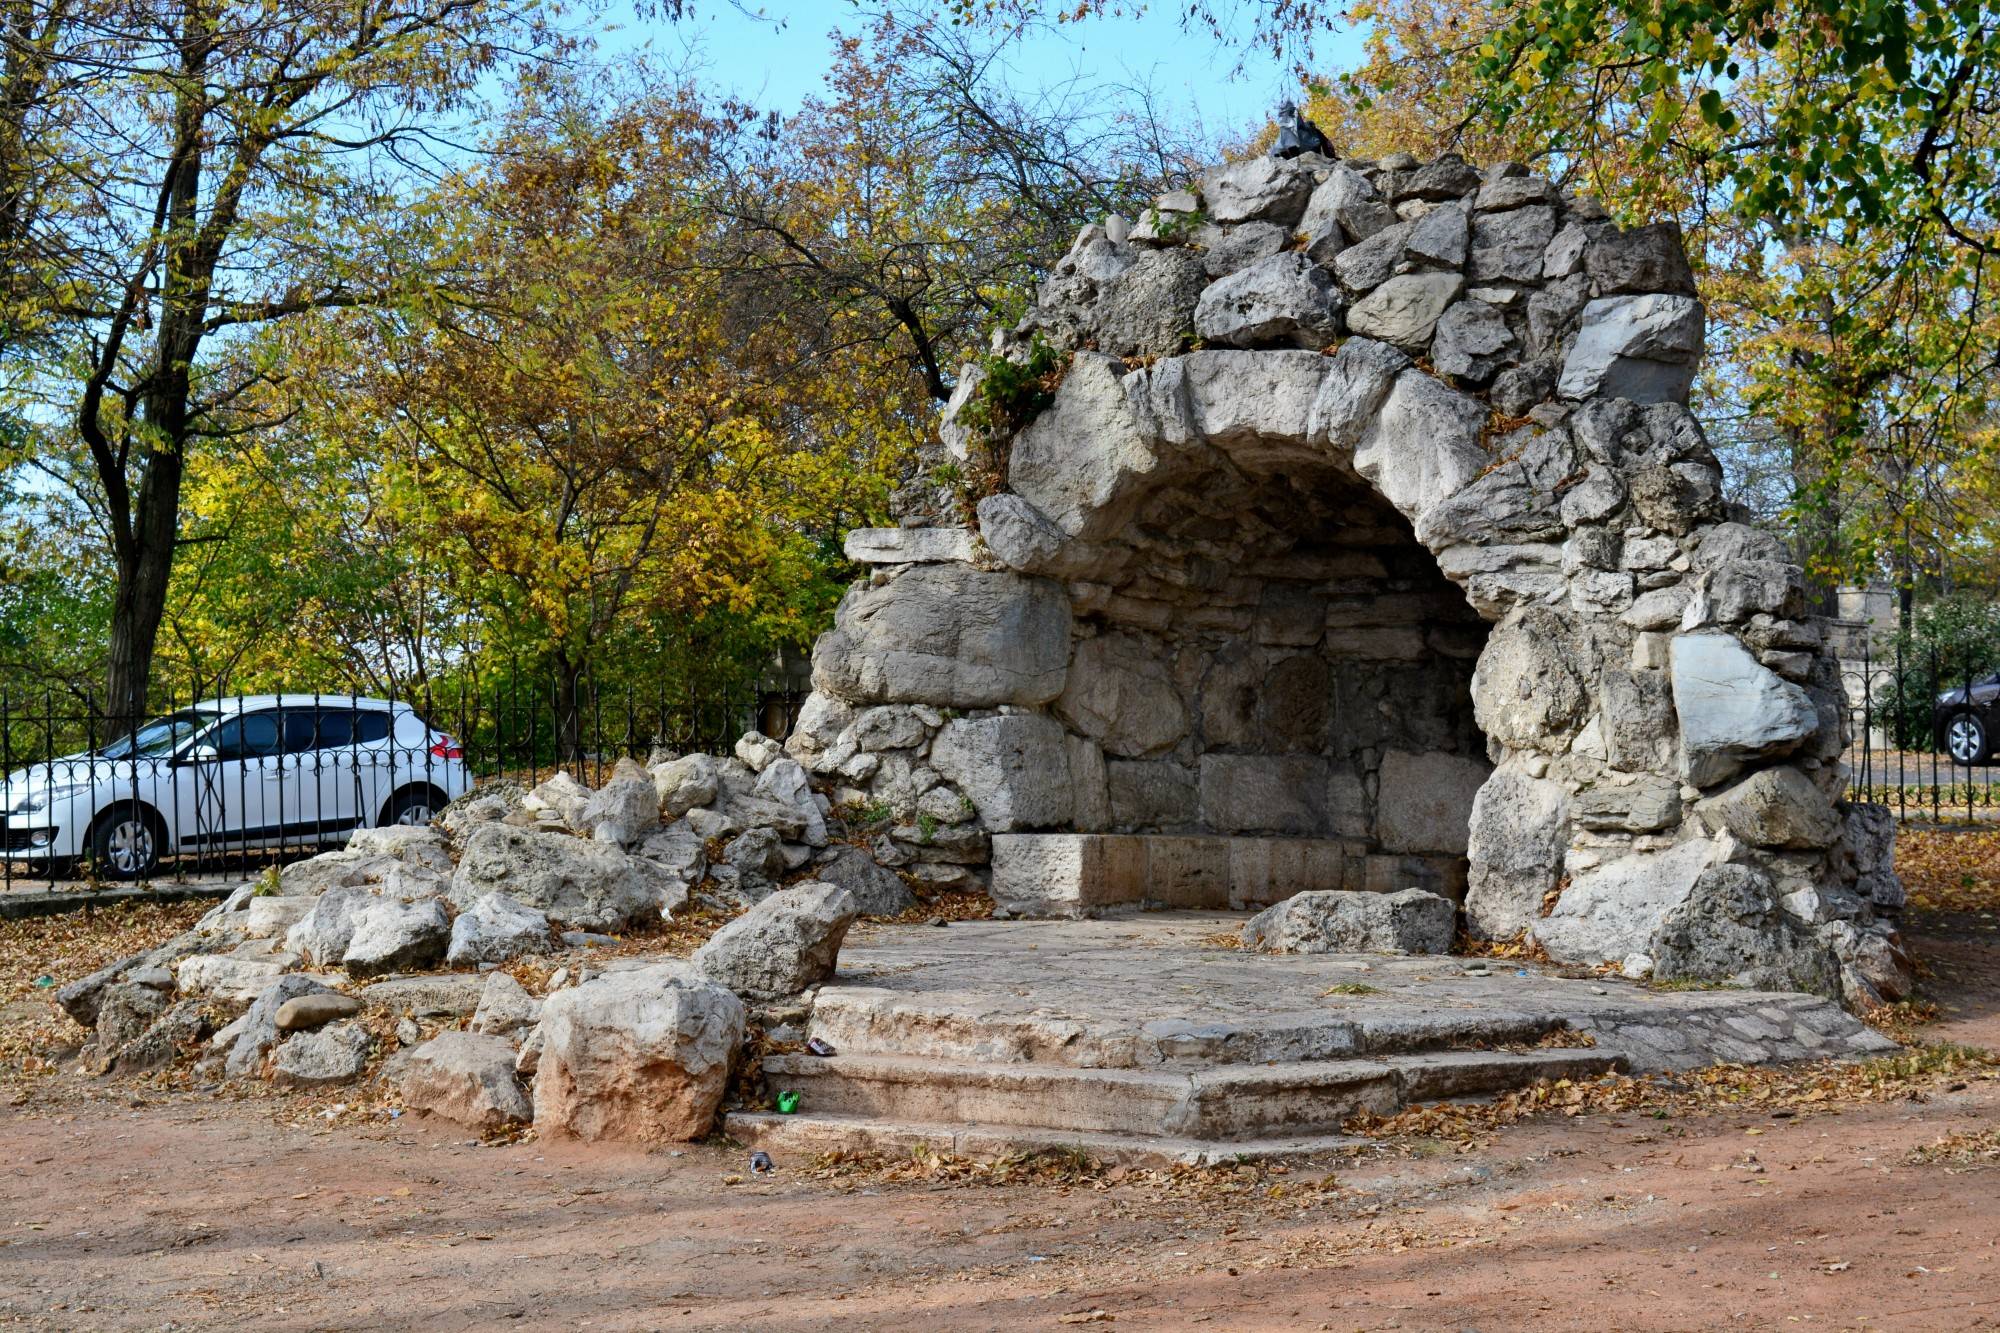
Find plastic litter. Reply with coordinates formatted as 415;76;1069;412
775;1089;801;1114
30;976;53;989
749;1151;775;1175
805;1037;836;1057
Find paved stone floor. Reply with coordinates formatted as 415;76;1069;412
818;913;1896;1072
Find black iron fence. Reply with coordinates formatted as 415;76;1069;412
1841;644;2000;822
0;668;776;892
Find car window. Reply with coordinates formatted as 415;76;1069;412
354;710;390;743
315;709;356;749
207;712;281;761
281;711;319;755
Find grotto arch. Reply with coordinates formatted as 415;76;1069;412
786;148;1913;1006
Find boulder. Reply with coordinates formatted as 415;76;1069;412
522;771;591;829
105;1000;210;1074
270;1021;373;1088
1842;803;1905;911
284;886;375;967
446;893;552;966
1467;205;1556;283
753;759;829;847
342;898;450;978
652;753;722;816
398;1032;533;1129
1298;163;1397;253
929;714;1074;831
243;894;316;940
573;761;661;845
1192;252;1343;348
358;973;487;1019
273;992;360;1032
95;982;169;1057
814;845;918;916
1464;771;1570;939
1242;888;1456;955
1669;634;1818;786
1471;606;1598;752
450;823;681;931
1199;154;1317;225
692;882;860;1000
532;962;746;1144
1651;865;1838;997
1197;220;1288;276
1557;294;1705;404
1402;152;1481;199
811;563;1072;708
344;824;454;872
734;732;785;772
225;975;335;1078
470;972;542;1035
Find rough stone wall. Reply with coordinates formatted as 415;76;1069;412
786;148;1911;1007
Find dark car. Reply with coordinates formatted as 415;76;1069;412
1936;673;2000;764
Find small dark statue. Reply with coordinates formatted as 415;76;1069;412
1270;99;1331;159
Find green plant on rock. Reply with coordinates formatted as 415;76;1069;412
956;332;1066;437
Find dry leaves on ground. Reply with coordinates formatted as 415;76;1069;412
1346;1042;1997;1147
1895;826;2000;913
0;900;208;1076
1909;1126;2000;1168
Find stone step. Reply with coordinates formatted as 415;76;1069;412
759;1047;1622;1142
808;985;1581;1069
723;1110;1370;1169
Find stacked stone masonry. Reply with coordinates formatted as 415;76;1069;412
792;148;1909;1008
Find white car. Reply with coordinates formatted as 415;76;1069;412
1;695;471;880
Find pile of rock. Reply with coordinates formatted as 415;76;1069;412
51;746;901;1142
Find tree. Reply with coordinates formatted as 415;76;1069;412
0;0;548;722
714;7;1206;404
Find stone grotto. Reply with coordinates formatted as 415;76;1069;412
47;146;1915;1163
797;145;1911;1008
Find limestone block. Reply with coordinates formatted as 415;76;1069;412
446;892;551;967
1468;205;1556;282
1584;222;1698;296
1197;220;1288;276
1374;750;1490;855
449;824;680;931
1140;349;1329;462
1331;218;1417;292
1402;153;1481;199
1404;200;1469;268
842;527;978;565
1352;370;1489;526
342;898;449;978
1345;272;1464;351
1242;888;1455;955
928;713;1074;831
1009;352;1176;540
1429;299;1516;384
1193;252;1344;348
1669;633;1818;786
1557;294;1705;404
1600;668;1677;771
1066;735;1111;833
1298;163;1396;254
1471;606;1597;753
812;564;1071;708
1464;771;1569;939
1199;754;1328;834
1533;837;1717;964
1106;760;1199;829
1572;777;1682;833
1054;632;1189;758
1306;336;1410;450
399;1032;534;1129
1199;153;1318;225
533;962;745;1144
1692;766;1842;849
1651;865;1837;997
693;882;859;1000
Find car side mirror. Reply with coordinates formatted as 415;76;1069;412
179;744;220;766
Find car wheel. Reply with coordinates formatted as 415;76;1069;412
89;804;161;880
381;787;442;828
1945;712;1989;766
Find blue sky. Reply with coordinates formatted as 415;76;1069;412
592;2;1370;142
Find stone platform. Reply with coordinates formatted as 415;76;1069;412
727;915;1897;1165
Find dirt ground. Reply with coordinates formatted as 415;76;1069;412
0;896;1996;1329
